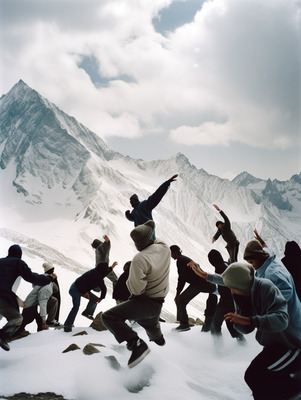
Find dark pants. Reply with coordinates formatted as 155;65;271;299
0;298;23;340
64;283;98;328
245;345;301;399
210;299;243;338
102;295;163;344
177;284;217;325
226;243;239;263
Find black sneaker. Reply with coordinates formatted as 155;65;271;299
153;335;166;346
128;338;150;368
173;324;191;332
0;338;10;351
81;312;94;320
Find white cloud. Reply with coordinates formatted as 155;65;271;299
0;0;300;151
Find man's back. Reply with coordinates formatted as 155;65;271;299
127;240;170;298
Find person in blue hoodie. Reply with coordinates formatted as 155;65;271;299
189;261;301;400
125;174;178;239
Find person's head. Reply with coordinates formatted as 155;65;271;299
222;262;255;295
42;262;54;275
91;239;102;249
208;249;225;273
123;261;131;272
130;220;155;251
8;244;22;259
130;194;139;207
216;221;224;229
96;261;109;277
170;245;182;260
284;241;301;257
243;240;269;270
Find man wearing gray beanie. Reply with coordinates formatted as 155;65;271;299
189;260;301;399
102;220;170;368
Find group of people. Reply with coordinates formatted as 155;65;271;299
1;173;301;399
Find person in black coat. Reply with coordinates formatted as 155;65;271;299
63;261;117;332
113;261;131;303
0;244;56;351
281;241;301;301
170;245;217;332
208;250;245;342
125;175;178;239
212;204;239;263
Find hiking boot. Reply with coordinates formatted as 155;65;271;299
0;338;10;351
153;335;166;346
81;312;94;320
173;324;191;332
128;338;150;368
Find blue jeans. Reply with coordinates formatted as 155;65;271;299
64;283;98;328
102;294;163;344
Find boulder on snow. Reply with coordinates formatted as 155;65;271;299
62;343;80;353
90;312;107;332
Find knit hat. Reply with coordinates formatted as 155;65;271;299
130;194;139;201
222;262;255;295
130;220;155;251
8;244;22;259
91;239;102;249
43;262;54;273
243;240;269;261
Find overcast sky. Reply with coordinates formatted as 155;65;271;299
0;0;300;180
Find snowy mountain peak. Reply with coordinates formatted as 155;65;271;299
0;80;300;266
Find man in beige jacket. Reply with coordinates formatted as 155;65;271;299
102;220;170;368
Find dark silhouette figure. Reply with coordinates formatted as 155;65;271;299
282;241;301;301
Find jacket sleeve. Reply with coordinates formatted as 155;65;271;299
144;181;170;210
19;261;52;286
207;273;225;286
93;278;107;300
213;229;221;241
235;281;289;335
220;210;230;230
125;210;135;222
126;257;147;295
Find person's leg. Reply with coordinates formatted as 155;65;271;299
46;296;58;323
245;345;301;399
177;285;202;325
210;301;223;335
64;283;82;329
83;292;98;316
202;293;218;332
0;300;23;340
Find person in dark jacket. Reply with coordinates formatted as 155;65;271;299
113;261;131;303
281;240;301;301
0;244;56;351
170;245;217;332
212;204;239;262
207;250;245;342
63;261;117;332
125;174;178;239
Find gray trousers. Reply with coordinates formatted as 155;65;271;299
0;298;23;340
102;295;163;344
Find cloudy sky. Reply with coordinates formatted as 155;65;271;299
0;0;300;180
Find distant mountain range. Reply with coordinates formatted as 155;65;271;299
0;80;300;273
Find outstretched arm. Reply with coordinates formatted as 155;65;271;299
254;228;267;247
187;261;208;280
145;174;178;210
